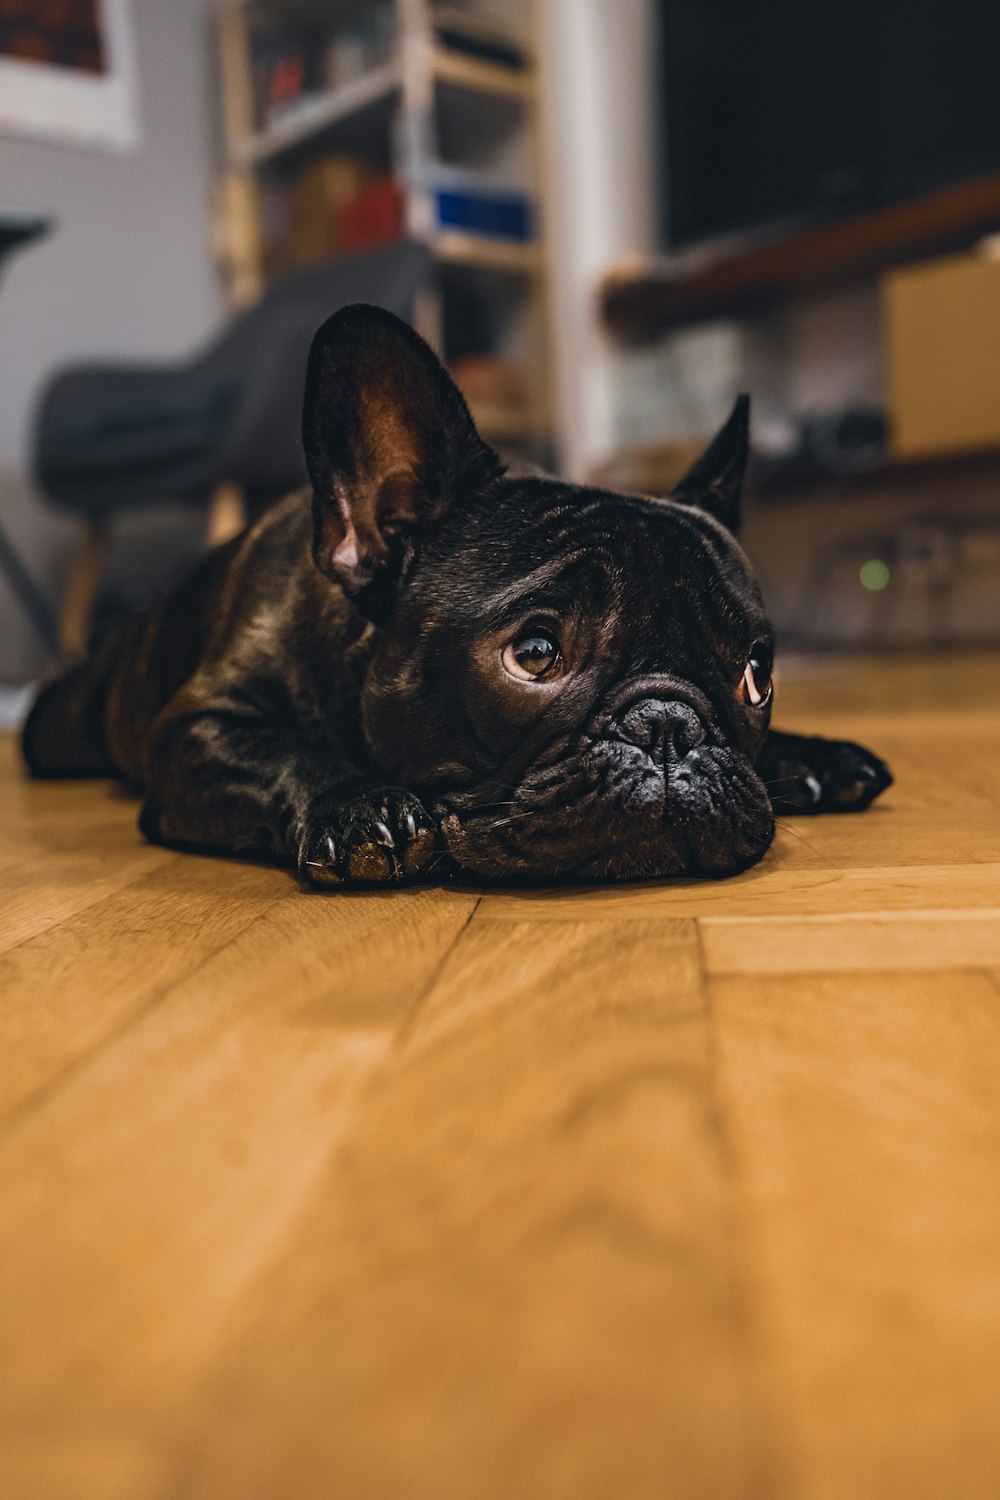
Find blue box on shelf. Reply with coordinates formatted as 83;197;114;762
434;189;533;242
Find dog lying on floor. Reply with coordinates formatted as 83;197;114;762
23;304;891;885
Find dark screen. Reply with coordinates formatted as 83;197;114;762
658;0;1000;249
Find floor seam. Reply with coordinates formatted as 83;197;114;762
692;914;791;1499
0;881;302;1140
0;847;179;959
391;892;483;1054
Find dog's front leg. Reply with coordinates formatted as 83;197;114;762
758;729;893;814
138;696;437;886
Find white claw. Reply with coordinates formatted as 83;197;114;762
804;774;822;802
373;821;395;848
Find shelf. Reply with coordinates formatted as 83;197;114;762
433;231;542;275
431;48;535;102
601;173;1000;342
214;2;552;454
593;435;1000;504
252;236;541;291
230;53;532;172
233;62;401;167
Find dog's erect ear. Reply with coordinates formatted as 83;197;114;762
302;303;501;608
672;394;750;533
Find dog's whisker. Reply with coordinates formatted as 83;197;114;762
773;819;835;865
488;811;535;829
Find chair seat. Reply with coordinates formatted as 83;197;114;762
33;241;436;518
39;366;239;484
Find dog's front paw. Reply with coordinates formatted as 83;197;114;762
297;788;437;887
761;732;893;814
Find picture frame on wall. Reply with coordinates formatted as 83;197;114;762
0;0;141;152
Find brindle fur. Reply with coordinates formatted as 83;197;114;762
23;306;892;886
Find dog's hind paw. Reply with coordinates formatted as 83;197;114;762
297;788;437;887
759;731;893;815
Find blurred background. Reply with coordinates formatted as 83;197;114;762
2;0;1000;707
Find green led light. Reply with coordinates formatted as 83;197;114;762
859;559;890;592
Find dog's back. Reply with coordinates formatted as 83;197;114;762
23;530;247;783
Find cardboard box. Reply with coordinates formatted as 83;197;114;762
883;250;1000;460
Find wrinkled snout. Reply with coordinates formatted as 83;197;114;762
434;678;775;882
617;697;705;760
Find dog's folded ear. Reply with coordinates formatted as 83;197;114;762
672;394;750;533
302;303;501;610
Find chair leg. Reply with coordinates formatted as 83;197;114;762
59;518;110;663
206;482;247;548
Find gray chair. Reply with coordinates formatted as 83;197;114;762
32;239;435;656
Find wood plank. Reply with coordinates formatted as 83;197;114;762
0;888;476;1450
701;909;1000;974
712;968;1000;1499
166;917;776;1500
478;864;1000;923
0;839;174;955
216;0;255;157
0;1433;160;1500
432;230;543;274
0;855;289;1126
431;47;536;100
601;174;1000;340
0;737;176;952
772;649;1000;720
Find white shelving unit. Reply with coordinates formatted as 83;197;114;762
213;0;553;454
232;61;402;167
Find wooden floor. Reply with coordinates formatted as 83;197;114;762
2;651;1000;1500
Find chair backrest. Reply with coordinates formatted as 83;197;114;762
203;239;436;498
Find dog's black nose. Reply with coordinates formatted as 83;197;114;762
620;698;705;757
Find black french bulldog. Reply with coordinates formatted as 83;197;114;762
23;304;891;885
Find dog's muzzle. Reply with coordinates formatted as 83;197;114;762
433;677;774;882
617;697;705;759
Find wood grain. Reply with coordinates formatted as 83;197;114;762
0;886;476;1465
168;919;775;1500
0;855;289;1123
713;968;1000;1500
1;651;999;1499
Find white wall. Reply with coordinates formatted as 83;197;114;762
0;0;223;680
540;0;657;479
0;0;223;473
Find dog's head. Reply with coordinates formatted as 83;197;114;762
303;304;775;881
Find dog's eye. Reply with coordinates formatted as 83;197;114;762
502;632;562;682
741;646;773;708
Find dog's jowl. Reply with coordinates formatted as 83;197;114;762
23;305;892;885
